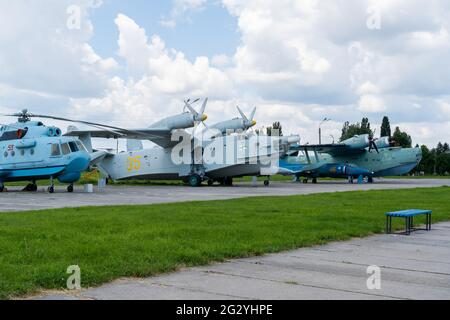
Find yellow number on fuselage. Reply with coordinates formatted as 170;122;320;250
127;156;141;172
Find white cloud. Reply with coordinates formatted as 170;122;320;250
358;95;386;113
0;0;116;99
211;54;231;67
160;0;207;28
69;14;234;130
2;0;450;150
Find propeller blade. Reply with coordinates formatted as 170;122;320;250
184;101;198;117
236;106;248;122
250;107;256;121
369;140;379;153
199;98;208;117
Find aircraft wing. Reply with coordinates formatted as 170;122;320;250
290;144;366;156
65;128;180;149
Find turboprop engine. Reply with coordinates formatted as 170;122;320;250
374;136;394;149
341;134;371;150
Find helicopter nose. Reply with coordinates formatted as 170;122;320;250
66;153;90;172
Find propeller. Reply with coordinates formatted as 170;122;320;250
236;106;257;130
368;136;379;153
185;98;209;137
184;98;208;124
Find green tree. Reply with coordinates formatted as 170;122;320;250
340;118;373;141
380;116;392;137
392;127;412;148
416;145;432;173
266;121;283;136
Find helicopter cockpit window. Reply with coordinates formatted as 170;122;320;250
68;141;79;152
51;144;61;156
61;143;71;155
75;141;88;153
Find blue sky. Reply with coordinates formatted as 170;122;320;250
90;0;239;61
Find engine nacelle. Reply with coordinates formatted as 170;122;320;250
341;134;370;150
375;136;391;149
47;126;62;137
150;113;195;131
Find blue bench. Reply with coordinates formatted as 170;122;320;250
386;209;432;235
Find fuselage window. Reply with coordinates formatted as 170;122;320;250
68;141;79;153
51;144;61;156
61;143;71;155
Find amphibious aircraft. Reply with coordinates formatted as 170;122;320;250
279;134;422;183
0;110;100;193
64;99;293;186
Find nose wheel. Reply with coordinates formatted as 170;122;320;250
0;183;6;192
67;184;74;193
48;177;55;193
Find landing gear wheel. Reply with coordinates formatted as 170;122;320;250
368;177;374;184
48;186;55;194
67;184;74;193
207;180;214;186
303;179;308;184
224;177;233;186
23;183;38;192
264;180;270;187
0;186;5;192
188;174;202;187
312;178;318;184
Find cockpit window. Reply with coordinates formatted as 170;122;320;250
51;144;61;156
61;143;70;155
76;141;87;153
68;141;79;152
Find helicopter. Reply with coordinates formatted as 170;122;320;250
0;109;97;193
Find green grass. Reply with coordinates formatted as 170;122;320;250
0;187;449;299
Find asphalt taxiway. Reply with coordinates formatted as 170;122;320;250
35;221;450;300
1;178;449;212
